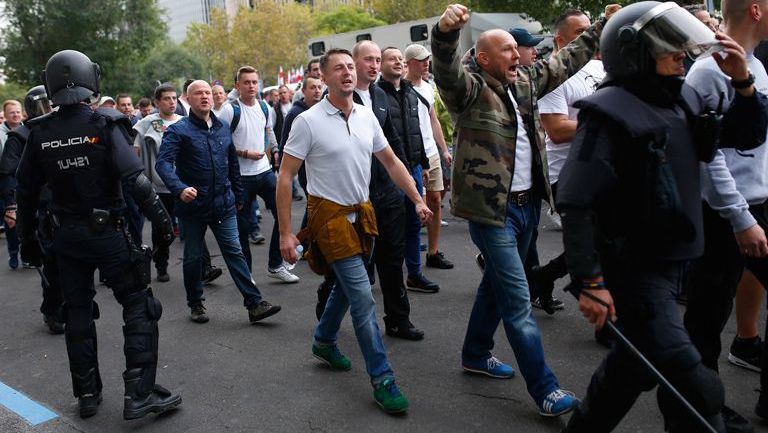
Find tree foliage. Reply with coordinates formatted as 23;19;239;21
315;6;387;35
469;0;638;28
0;0;167;96
370;0;446;23
184;1;315;88
137;44;207;98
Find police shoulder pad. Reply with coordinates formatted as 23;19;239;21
93;107;132;132
6;124;30;142
25;111;55;127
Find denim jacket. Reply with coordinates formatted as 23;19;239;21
156;110;243;222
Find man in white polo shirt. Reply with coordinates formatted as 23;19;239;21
276;49;431;414
219;66;299;283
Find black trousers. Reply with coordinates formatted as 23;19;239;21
684;202;768;394
567;260;725;433
53;221;159;397
371;193;411;328
39;247;64;316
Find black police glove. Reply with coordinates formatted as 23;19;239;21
20;237;43;268
156;227;175;249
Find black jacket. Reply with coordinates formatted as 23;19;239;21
352;84;409;207
377;78;429;171
558;77;768;281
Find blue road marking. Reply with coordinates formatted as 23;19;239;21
0;381;58;425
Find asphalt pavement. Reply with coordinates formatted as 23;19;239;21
0;200;765;433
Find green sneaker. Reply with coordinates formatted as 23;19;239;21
312;344;352;371
373;378;409;414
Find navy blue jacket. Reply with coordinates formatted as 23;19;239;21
156;110;243;222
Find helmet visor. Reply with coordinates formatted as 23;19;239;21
28;94;52;117
635;3;719;59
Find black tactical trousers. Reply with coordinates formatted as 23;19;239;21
53;221;160;397
684;202;768;396
39;248;64;316
567;261;725;433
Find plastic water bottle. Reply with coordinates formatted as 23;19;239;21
295;244;304;260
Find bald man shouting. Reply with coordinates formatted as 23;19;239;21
157;80;282;325
430;3;619;418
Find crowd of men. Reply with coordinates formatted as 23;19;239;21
2;1;768;431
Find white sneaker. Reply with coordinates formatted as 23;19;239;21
268;266;300;283
284;260;296;271
440;219;449;227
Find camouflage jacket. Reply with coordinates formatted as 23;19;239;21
431;20;604;227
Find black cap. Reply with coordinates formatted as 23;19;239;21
508;28;545;47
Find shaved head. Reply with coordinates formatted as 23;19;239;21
722;0;767;24
352;40;379;59
476;29;510;54
188;80;211;94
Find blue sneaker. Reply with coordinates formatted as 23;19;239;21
462;356;514;379
539;389;579;417
8;254;18;270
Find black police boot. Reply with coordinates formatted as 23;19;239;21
123;368;181;420
72;368;102;418
722;405;753;433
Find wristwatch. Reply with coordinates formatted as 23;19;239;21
731;72;755;89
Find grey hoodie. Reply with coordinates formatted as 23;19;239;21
686;54;768;232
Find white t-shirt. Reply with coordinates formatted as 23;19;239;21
355;88;372;108
218;99;276;176
284;97;389;205
280;102;292;118
212;101;229;118
509;91;533;191
538;60;605;185
412;80;439;158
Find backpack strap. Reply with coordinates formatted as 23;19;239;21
230;99;241;133
259;100;270;149
414;90;430;110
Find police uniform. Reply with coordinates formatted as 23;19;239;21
557;3;768;432
0;86;65;334
15;50;181;420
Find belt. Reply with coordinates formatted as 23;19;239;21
509;189;531;207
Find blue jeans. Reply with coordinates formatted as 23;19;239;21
463;200;559;405
237;171;282;270
180;212;262;309
404;165;424;276
314;255;394;384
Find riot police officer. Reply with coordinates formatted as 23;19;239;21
557;2;767;432
15;50;181;420
1;85;65;334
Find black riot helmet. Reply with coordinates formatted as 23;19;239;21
24;85;52;120
601;1;719;79
42;50;101;106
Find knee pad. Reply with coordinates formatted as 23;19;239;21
122;290;160;369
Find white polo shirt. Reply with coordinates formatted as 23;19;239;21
218;99;276;176
283;97;389;205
